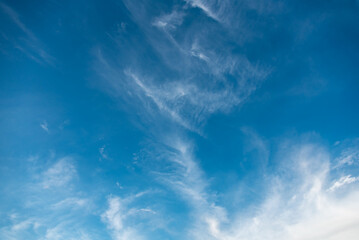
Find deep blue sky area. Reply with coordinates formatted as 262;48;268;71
1;0;359;239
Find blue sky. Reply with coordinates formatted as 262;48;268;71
1;0;359;239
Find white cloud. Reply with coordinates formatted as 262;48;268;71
185;0;222;22
328;175;359;192
51;197;89;210
143;137;359;240
123;69;265;133
42;224;93;240
335;150;359;168
190;42;210;63
40;121;49;133
186;143;359;240
0;155;97;240
152;10;185;30
92;2;359;239
95;1;269;133
101;196;146;240
11;219;40;231
141;137;230;239
332;139;359;169
42;157;76;189
185;0;284;24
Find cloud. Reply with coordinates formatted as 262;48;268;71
99;146;109;160
99;64;266;133
42;157;76;189
11;218;40;232
187;142;359;240
40;121;49;133
95;0;269;133
137;135;359;240
185;0;284;24
92;2;359;239
137;136;229;239
1;217;93;240
102;196;147;240
0;155;96;240
334;145;359;168
0;2;35;40
0;2;54;65
153;138;208;205
185;0;222;22
51;197;89;210
42;224;94;240
328;175;359;192
152;10;185;30
241;127;269;168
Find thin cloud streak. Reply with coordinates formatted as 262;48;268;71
0;2;54;65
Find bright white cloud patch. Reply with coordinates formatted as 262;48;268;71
328;175;359;192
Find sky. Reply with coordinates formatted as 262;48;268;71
0;0;359;239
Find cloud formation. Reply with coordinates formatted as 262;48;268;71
95;0;269;132
42;157;76;189
102;196;145;240
0;2;54;65
126;133;358;240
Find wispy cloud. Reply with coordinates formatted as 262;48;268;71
40;121;49;133
41;223;94;240
91;2;359;239
184;0;222;22
95;0;269;133
334;145;359;168
152;10;185;31
42;157;76;189
137;136;359;239
137;136;229;239
200;143;359;240
328;175;359;192
0;2;54;65
99;146;109;161
11;218;40;232
51;197;90;210
185;0;284;24
102;194;158;240
126;65;266;132
97;61;266;133
0;155;96;240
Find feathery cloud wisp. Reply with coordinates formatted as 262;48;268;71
0;2;54;65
